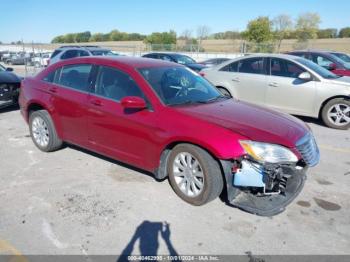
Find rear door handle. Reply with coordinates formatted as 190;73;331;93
48;87;57;93
269;82;278;87
232;77;240;82
90;99;102;106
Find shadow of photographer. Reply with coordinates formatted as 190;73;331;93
117;221;181;262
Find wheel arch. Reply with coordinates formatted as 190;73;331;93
154;140;226;181
318;95;350;117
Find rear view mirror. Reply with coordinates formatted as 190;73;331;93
121;96;147;110
298;72;312;81
6;67;13;72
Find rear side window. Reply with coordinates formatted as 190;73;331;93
61;50;79;59
238;58;265;74
94;66;144;101
220;61;238;72
78;50;90;57
270;58;305;78
50;50;62;58
57;64;92;92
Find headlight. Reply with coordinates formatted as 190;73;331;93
239;140;298;164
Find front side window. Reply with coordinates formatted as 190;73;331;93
238;58;265;74
94;66;144;101
139;66;224;106
78;50;90;57
270;58;305;78
220;61;238;72
174;55;196;65
57;64;92;91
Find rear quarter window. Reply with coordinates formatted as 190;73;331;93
50;50;62;58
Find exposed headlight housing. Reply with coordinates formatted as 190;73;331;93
239;140;298;164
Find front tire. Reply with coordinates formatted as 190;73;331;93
321;98;350;130
167;144;224;206
29;110;63;152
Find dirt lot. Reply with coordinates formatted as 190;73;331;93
0;67;349;259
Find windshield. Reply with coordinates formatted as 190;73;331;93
173;55;196;65
295;58;340;79
332;53;350;63
139;66;225;106
91;50;116;56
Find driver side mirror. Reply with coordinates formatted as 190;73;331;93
6;67;13;72
121;96;147;110
298;72;312;81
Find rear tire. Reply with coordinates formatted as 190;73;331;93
321;98;350;130
29;110;63;152
217;87;232;97
167;144;224;206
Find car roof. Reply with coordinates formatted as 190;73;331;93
51;56;181;70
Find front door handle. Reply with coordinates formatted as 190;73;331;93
48;87;57;93
269;82;278;87
90;99;102;106
232;77;240;82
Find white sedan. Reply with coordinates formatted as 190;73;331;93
201;54;350;129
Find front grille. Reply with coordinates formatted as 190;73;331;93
296;133;320;167
0;83;19;101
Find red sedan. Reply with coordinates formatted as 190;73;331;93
19;57;319;216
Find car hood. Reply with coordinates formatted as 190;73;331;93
0;72;21;83
174;99;309;148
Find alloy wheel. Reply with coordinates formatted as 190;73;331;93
32;116;50;147
172;152;204;197
327;103;350;127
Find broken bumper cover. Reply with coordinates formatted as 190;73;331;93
0;83;20;108
221;160;307;216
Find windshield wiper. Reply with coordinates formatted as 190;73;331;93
203;95;229;103
168;100;204;106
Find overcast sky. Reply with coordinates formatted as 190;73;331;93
1;0;349;43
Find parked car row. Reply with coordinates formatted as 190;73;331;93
48;45;118;65
17;55;321;216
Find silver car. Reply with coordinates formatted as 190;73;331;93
202;54;350;129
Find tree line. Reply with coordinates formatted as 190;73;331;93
49;12;350;46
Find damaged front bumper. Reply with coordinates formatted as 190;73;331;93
221;159;307;216
0;83;20;109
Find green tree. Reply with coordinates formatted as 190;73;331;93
295;12;321;42
90;33;105;42
75;31;91;42
144;30;177;50
338;27;350;38
273;14;293;51
243;16;273;43
317;28;337;38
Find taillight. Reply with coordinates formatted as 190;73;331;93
47;59;50;65
199;72;205;77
